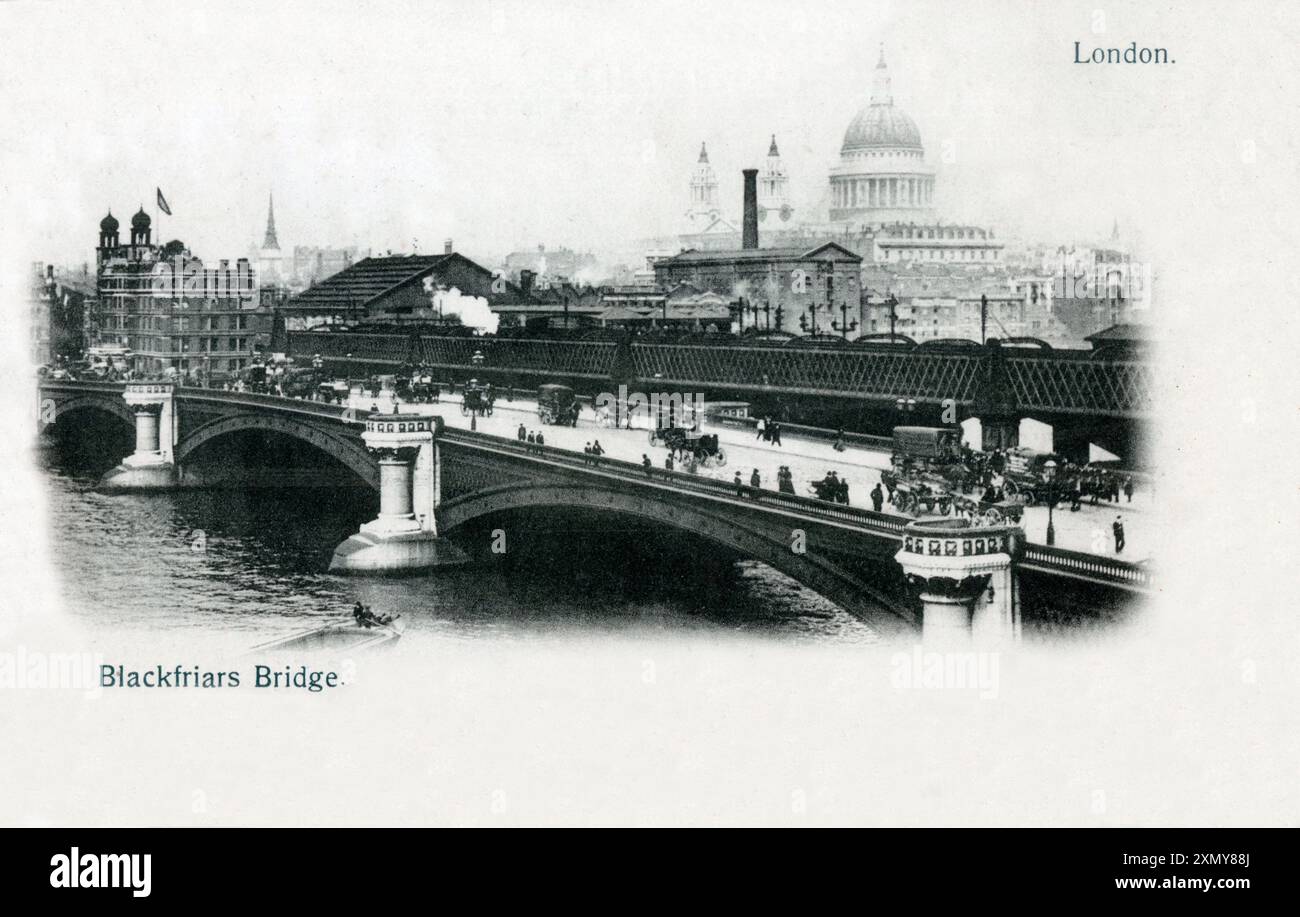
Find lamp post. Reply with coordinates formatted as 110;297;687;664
832;302;858;339
469;349;486;430
1044;458;1058;546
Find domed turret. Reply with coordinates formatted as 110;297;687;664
98;209;121;249
129;206;153;247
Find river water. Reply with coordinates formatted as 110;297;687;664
38;449;879;648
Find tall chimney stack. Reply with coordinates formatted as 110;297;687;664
742;169;759;250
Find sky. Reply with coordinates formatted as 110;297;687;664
1;0;1295;271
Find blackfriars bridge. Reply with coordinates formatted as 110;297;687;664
38;379;1151;641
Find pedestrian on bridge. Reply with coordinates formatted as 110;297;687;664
527;431;536;453
592;440;604;466
750;468;761;490
535;431;545;452
517;423;527;442
1123;476;1134;503
770;421;783;447
1113;516;1126;553
665;454;674;472
583;442;592;464
755;417;766;441
871;483;883;512
735;471;745;497
642;454;653;476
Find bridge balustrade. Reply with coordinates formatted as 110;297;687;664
1020;543;1152;588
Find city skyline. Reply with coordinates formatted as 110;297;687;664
3;0;1211;269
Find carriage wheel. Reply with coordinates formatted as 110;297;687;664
987;508;1005;524
714;448;726;467
647;429;659;446
1003;479;1018;496
460;403;469;416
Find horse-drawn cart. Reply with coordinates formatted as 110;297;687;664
649;426;727;467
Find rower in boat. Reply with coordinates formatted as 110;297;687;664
352;602;395;629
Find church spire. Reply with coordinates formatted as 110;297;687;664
262;193;280;250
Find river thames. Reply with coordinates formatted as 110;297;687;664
38;447;880;649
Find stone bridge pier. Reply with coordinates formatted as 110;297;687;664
329;412;468;573
100;383;178;491
895;519;1024;645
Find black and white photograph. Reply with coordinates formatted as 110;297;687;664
0;0;1296;874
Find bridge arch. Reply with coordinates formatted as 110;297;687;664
47;395;134;427
175;413;379;489
438;481;916;633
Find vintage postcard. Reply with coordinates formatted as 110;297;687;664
1;0;1296;853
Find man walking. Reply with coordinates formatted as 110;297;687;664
870;482;884;512
1113;516;1125;553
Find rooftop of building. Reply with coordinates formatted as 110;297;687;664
286;253;486;310
661;242;862;265
1085;323;1155;344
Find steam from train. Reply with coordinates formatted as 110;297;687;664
432;286;500;335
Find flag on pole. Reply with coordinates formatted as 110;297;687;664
156;188;172;216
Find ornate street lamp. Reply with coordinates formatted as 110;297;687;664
832;302;858;338
1044;458;1059;546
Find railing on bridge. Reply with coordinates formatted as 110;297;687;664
1019;543;1152;589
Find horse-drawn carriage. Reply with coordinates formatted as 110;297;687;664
649;426;727;467
460;379;495;416
999;447;1067;505
395;365;441;404
881;473;955;516
951;493;1026;525
317;379;351;404
537;383;580;426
